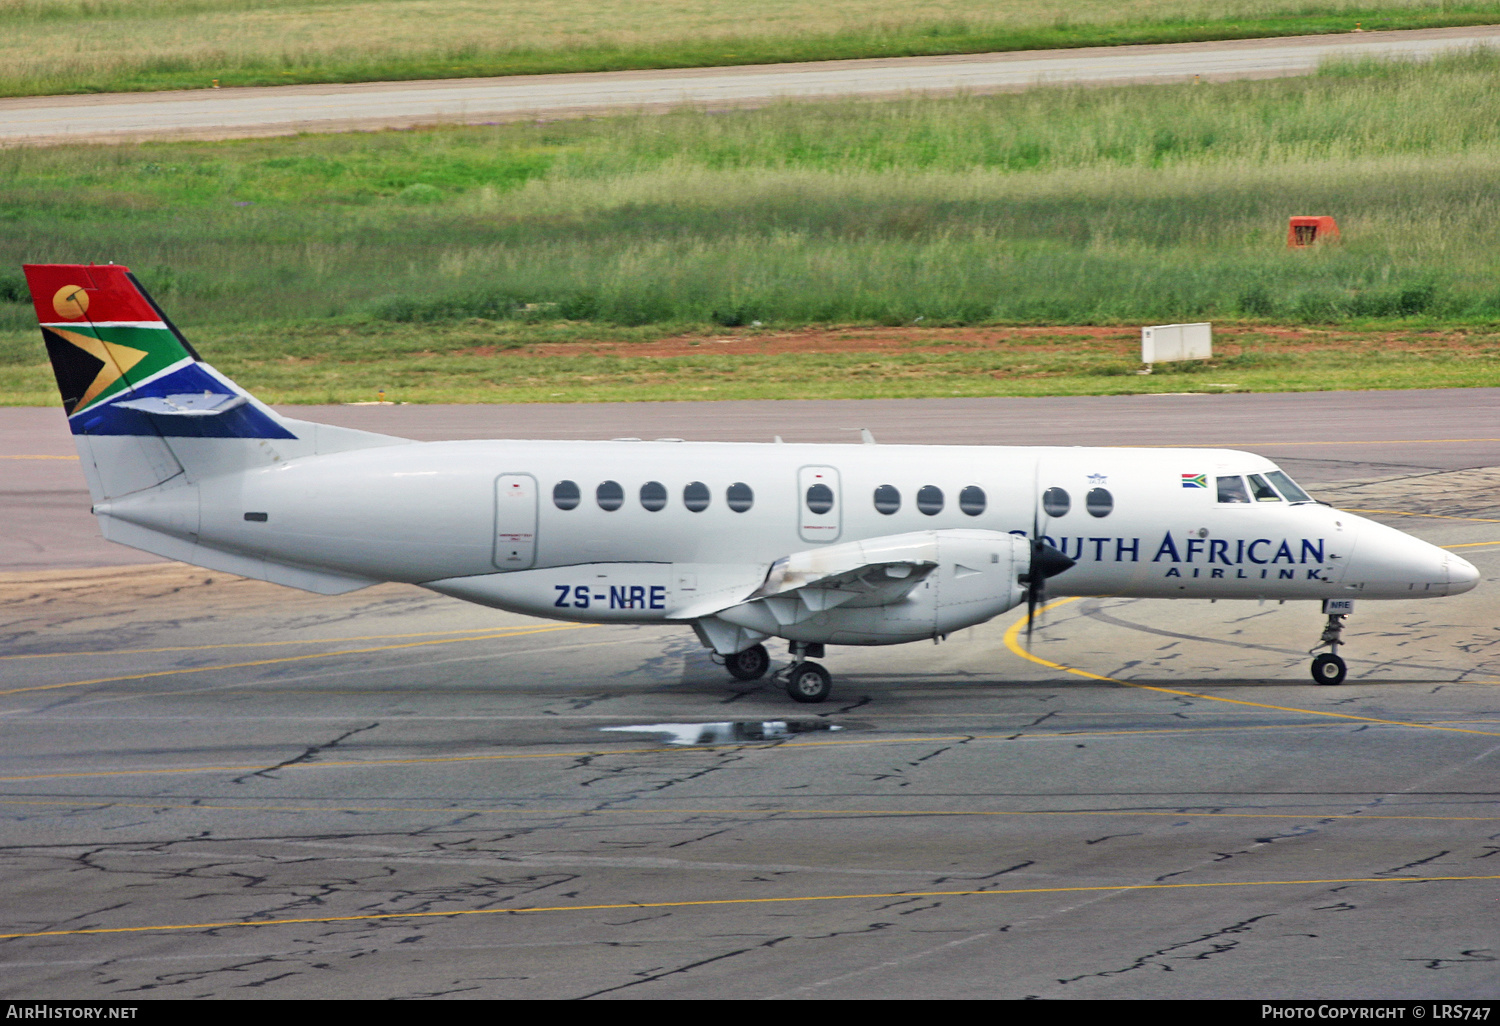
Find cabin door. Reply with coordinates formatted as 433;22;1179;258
493;473;538;570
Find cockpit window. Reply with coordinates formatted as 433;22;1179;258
1216;476;1250;503
1247;474;1281;502
1266;470;1313;503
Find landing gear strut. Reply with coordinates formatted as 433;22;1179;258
1309;611;1349;685
776;642;831;703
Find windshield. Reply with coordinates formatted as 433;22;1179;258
1265;470;1313;503
1216;476;1250;503
1216;470;1315;505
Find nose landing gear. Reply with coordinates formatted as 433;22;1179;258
1309;609;1349;685
775;641;831;703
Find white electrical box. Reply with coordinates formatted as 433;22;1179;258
1142;322;1212;365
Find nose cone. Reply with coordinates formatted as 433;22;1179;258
1342;518;1478;598
1446;553;1480;595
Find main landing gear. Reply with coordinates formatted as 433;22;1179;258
1309;610;1349;685
725;643;771;681
720;641;832;702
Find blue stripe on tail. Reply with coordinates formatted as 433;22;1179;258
69;362;296;439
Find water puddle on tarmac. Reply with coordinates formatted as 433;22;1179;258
602;720;843;746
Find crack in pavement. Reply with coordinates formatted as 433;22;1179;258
230;723;382;784
1055;912;1279;984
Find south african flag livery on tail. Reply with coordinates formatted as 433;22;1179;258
24;263;293;439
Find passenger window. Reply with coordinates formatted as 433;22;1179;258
1042;487;1070;517
1086;487;1113;517
1247;474;1282;502
873;484;900;515
959;485;986;516
553;480;580;510
806;483;835;514
917;485;944;516
684;481;711;512
726;482;754;512
1266;470;1313;503
639;481;667;512
596;480;624;511
1217;476;1250;503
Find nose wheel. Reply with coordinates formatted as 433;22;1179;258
774;642;832;703
784;662;832;703
1309;610;1349;685
1311;652;1347;685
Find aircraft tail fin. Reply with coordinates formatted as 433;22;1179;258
25;263;406;503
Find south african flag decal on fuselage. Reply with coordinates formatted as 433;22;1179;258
1181;473;1207;488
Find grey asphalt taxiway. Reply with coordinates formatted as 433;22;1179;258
4;25;1500;146
1;392;1498;999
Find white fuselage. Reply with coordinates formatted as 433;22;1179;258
98;438;1476;642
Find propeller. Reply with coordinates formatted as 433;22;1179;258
1018;487;1077;647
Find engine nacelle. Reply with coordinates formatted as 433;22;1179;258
708;529;1029;648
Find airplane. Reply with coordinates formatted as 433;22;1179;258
22;263;1481;702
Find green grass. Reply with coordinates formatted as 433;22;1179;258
2;0;1497;96
5;321;1497;405
3;51;1500;402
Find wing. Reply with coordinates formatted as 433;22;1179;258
669;537;936;633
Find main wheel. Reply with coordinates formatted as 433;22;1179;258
726;643;770;681
785;661;832;704
1311;653;1347;686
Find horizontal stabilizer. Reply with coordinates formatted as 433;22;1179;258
113;392;248;417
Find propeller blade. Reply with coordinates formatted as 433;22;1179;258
1026;582;1039;645
1025;503;1042;646
1021;480;1076;648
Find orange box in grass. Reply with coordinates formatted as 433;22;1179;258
1288;216;1339;247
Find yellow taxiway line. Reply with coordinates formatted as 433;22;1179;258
0;624;562;661
4;874;1496;941
0;622;592;697
1002;599;1500;738
1347;509;1500;523
1140;438;1500;450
